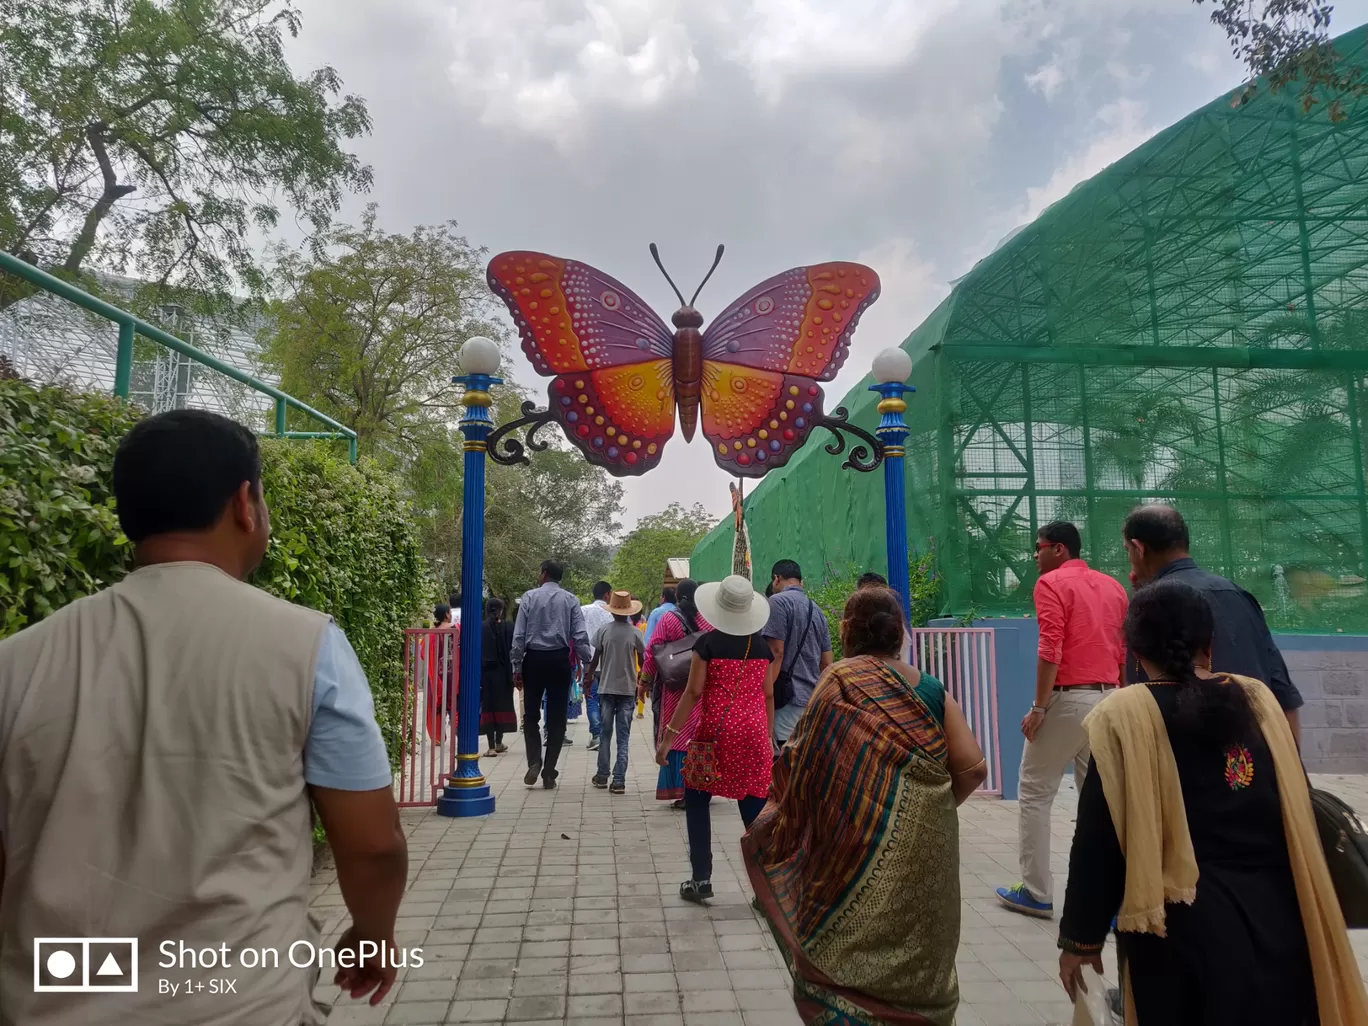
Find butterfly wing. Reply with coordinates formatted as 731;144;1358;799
698;263;879;476
700;364;831;477
701;262;880;381
487;251;676;475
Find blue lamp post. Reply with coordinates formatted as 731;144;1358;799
437;336;502;818
869;347;916;626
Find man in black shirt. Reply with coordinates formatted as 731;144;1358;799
1122;504;1302;741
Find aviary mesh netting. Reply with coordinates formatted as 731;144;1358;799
694;24;1368;630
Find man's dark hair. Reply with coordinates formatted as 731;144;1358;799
592;580;612;601
661;586;677;604
541;559;565;582
858;571;888;588
113;409;261;543
448;590;462;609
1123;504;1190;554
1038;522;1082;559
771;559;802;582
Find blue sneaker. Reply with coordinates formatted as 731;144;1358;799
995;884;1053;919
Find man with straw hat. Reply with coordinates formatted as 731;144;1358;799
586;590;645;794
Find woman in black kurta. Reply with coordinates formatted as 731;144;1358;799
1058;580;1317;1025
480;598;517;755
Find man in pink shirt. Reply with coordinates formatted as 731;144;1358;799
997;521;1128;919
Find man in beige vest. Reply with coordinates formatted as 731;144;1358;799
0;410;408;1025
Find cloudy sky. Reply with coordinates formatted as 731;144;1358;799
286;0;1368;529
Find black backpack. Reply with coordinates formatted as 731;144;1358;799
1310;786;1368;927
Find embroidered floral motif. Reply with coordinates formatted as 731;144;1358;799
1225;744;1254;790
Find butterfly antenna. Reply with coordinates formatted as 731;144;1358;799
690;244;726;306
649;243;688;307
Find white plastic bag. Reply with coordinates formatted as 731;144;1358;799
1070;966;1110;1026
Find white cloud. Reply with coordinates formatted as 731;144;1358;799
446;1;700;136
714;0;959;102
1022;98;1158;222
1025;36;1081;100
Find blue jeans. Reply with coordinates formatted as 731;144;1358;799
596;694;634;785
586;674;602;739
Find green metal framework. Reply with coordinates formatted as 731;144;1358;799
0;252;358;462
694;24;1368;631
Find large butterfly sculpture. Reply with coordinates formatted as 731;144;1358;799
486;245;880;478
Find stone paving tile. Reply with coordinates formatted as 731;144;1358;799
315;715;1368;1025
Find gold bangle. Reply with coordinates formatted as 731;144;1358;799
951;757;986;776
664;725;680;736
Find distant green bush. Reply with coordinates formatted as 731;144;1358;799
809;548;943;660
0;371;426;766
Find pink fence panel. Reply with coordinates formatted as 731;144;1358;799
910;627;1002;796
397;628;459;807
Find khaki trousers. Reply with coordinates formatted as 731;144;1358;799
1018;687;1109;904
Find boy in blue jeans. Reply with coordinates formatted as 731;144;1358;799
587;591;645;794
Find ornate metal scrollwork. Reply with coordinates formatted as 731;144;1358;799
814;406;884;473
486;401;558;466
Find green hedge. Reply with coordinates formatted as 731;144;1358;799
0;373;426;763
254;439;427;760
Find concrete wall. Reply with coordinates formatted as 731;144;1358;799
1278;634;1368;774
938;618;1368;797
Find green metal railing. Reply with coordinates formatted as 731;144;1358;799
0;253;358;462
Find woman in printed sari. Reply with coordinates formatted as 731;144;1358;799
640;579;712;807
743;586;988;1026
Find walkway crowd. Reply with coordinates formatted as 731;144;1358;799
0;408;1365;1026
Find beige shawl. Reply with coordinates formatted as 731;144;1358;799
1084;676;1368;1026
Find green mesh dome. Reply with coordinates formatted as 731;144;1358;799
693;23;1368;631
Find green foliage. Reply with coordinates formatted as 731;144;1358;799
1195;0;1364;121
262;207;499;454
260;210;623;607
611;503;715;607
808;551;944;661
0;0;371;310
0;370;140;634
0;372;425;765
253;439;427;763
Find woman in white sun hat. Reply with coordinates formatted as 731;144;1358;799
655;574;775;903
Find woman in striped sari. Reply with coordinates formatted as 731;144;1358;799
743;587;988;1026
640;579;711;806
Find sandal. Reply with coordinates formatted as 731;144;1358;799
495;742;508;753
483;748;497;757
671;799;685;810
680;879;713;904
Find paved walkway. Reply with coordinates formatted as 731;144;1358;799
311;718;1368;1026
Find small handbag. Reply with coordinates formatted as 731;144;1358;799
652;613;698;694
1310;786;1368;927
683;637;750;791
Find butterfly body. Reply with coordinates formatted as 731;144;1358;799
487;249;880;478
669;306;704;441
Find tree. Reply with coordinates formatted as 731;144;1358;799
0;0;371;309
262;207;502;457
1194;0;1365;120
611;503;716;607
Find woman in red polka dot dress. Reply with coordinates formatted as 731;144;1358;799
656;575;775;903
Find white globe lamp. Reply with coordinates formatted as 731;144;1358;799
459;336;501;377
871;347;913;385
